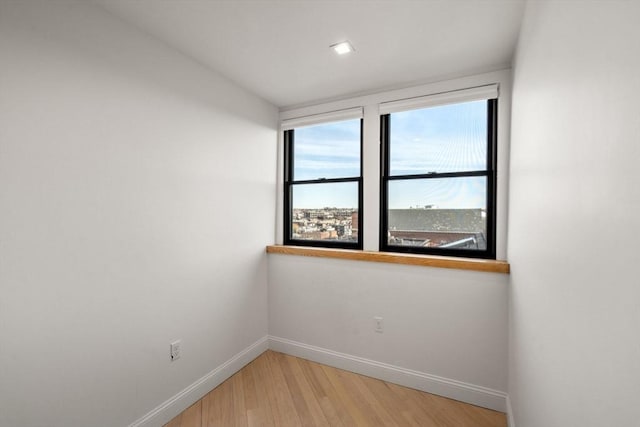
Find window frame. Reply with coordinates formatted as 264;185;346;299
283;119;364;250
379;98;498;259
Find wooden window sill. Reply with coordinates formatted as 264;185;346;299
266;245;510;274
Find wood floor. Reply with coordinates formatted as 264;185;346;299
165;350;506;427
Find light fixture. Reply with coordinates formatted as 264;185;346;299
330;40;354;55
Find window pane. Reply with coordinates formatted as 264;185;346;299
293;119;360;181
389;100;487;175
387;177;487;250
291;182;359;242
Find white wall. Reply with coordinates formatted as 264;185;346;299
508;1;640;426
0;2;277;426
268;255;508;408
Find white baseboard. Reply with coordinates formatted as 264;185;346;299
268;335;507;413
128;336;269;427
507;395;516;427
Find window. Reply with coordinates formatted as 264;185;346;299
380;94;497;259
283;113;363;249
280;83;502;260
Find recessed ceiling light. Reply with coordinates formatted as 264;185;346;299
330;41;355;55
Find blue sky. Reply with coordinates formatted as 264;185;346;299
389;100;487;175
293;119;360;181
292;100;487;209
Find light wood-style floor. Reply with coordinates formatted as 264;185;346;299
165;350;506;427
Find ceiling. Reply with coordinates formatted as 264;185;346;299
98;0;526;109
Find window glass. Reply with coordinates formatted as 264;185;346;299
291;182;359;243
389;100;487;175
387;177;487;250
293;120;360;181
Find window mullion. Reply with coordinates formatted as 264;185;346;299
387;170;488;181
289;177;361;185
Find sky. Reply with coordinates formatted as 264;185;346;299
291;100;488;209
293;119;360;181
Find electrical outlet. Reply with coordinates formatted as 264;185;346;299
374;316;384;333
170;340;181;361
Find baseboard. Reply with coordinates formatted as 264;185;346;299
268;335;507;413
507;395;516;427
128;336;269;427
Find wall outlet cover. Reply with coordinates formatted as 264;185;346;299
170;340;181;361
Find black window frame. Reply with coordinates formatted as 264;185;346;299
283;119;364;250
379;98;498;259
